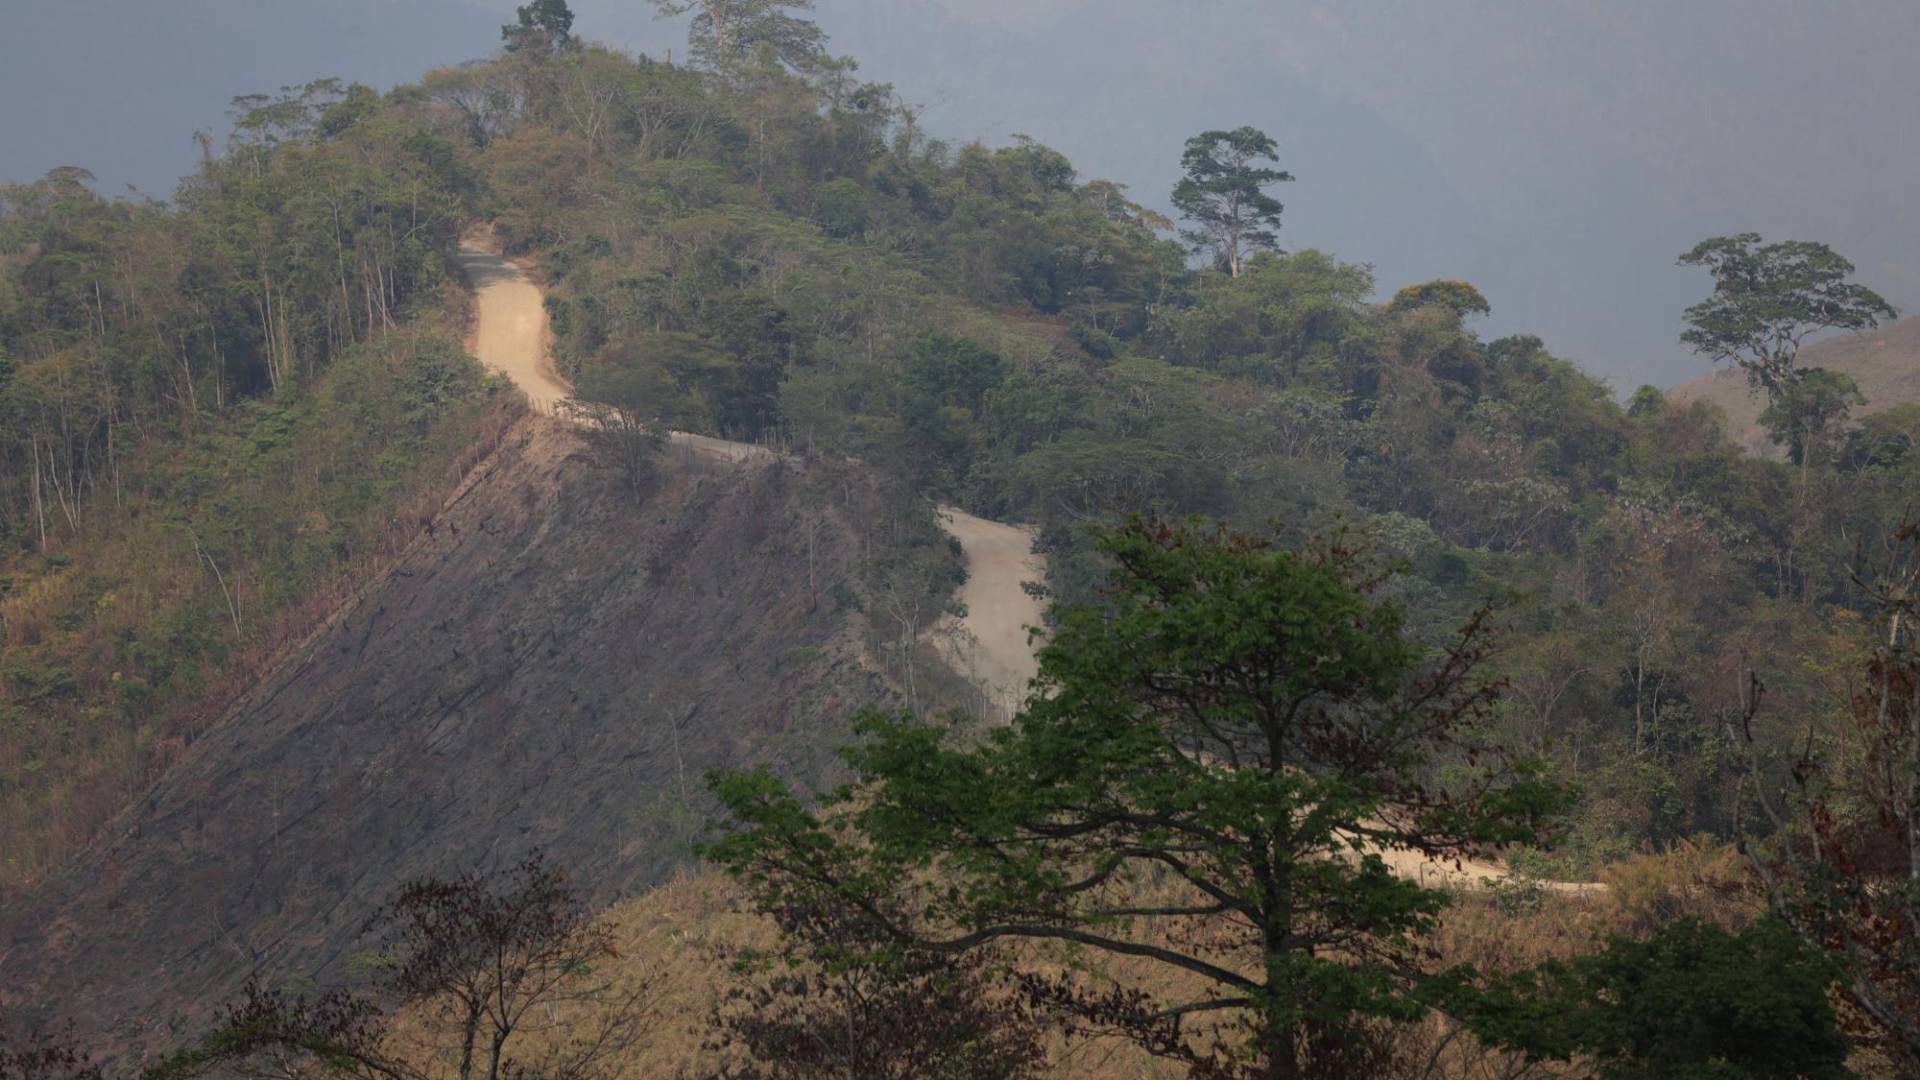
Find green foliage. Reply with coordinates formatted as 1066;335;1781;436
9;41;1906;1064
1385;278;1491;320
706;518;1570;1075
0;79;475;552
1757;367;1863;465
1446;917;1851;1079
568;337;701;487
0;328;503;891
812;176;869;237
1679;233;1897;396
896;335;1003;492
651;0;827;71
1841;402;1920;472
1172;126;1293;277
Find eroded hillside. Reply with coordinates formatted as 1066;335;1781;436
0;417;936;1058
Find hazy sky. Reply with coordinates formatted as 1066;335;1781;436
5;0;1915;390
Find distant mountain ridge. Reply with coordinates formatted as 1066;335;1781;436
1665;316;1920;457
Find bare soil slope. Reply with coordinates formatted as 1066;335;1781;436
1667;317;1920;456
0;421;908;1057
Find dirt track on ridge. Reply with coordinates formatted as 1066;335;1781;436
455;235;1046;709
933;509;1046;716
454;243;572;413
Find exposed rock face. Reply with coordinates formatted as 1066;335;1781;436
0;419;906;1057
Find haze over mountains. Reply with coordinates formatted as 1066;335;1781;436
6;0;1919;389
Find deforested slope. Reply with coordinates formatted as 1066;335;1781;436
0;417;928;1058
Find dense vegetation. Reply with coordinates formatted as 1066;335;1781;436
0;84;516;892
5;0;1918;1074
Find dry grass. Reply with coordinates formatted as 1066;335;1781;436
392;841;1782;1079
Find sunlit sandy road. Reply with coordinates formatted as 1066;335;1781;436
933;508;1047;717
454;240;573;413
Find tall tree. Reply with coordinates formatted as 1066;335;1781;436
501;0;577;53
705;518;1569;1079
1171;127;1292;278
649;0;826;70
1678;234;1896;398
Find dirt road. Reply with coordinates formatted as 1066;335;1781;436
1367;844;1604;896
933;508;1047;717
455;235;1045;711
454;241;572;413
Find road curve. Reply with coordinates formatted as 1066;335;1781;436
455;235;1600;894
455;234;1047;711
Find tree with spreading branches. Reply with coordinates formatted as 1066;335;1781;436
649;0;826;71
501;0;577;53
1678;234;1896;399
704;518;1570;1079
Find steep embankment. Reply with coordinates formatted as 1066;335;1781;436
0;385;920;1053
454;234;1049;711
1667;316;1920;455
448;241;1555;897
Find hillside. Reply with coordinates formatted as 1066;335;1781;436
7;9;1920;1074
0;413;942;1057
1666;316;1920;456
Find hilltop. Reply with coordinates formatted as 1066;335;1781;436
4;8;1919;1073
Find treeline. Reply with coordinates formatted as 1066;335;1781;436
19;519;1910;1076
3;0;1916;1073
390;7;1918;1068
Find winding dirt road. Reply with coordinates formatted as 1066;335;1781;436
454;235;1598;895
456;234;1045;709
